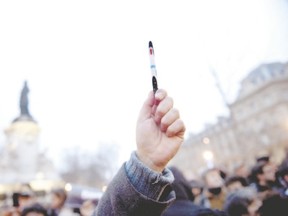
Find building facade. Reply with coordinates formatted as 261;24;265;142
170;62;288;179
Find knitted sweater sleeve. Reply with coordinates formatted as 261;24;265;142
93;151;175;216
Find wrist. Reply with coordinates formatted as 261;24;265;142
136;150;165;173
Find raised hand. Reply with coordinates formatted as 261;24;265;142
136;89;186;172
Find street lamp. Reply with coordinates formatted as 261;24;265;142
203;150;214;168
202;137;210;145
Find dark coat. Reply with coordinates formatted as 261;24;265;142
163;199;226;216
162;167;227;216
93;163;175;216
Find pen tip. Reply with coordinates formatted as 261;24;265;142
149;41;153;48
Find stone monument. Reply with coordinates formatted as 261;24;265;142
0;81;61;190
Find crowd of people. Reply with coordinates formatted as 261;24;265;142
1;88;288;215
1;154;288;216
0;186;97;216
166;152;288;216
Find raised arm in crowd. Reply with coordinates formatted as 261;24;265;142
93;89;185;216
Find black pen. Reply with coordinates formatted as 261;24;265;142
149;41;158;94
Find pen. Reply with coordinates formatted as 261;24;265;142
149;41;158;94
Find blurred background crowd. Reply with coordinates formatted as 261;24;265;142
1;149;288;215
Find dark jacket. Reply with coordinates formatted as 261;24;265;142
162;167;226;216
93;152;175;216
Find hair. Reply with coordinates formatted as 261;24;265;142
248;161;266;184
224;187;258;216
225;175;248;188
189;179;204;193
258;192;288;216
202;168;226;181
277;164;288;178
51;188;67;207
168;166;195;201
21;203;47;216
256;156;270;163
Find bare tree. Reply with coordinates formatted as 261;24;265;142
60;142;120;189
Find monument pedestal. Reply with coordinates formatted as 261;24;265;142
3;119;40;183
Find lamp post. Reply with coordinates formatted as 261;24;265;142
203;150;214;168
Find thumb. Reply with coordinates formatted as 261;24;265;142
137;91;155;123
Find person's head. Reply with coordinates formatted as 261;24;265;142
1;206;21;216
277;164;288;188
202;168;225;189
224;187;262;216
169;166;194;201
189;179;204;197
256;156;270;164
202;168;226;198
249;161;276;185
12;192;34;210
21;203;47;216
262;162;277;182
49;188;67;209
257;191;288;216
225;176;248;194
80;199;97;216
234;163;250;179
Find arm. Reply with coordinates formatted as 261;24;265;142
93;89;185;216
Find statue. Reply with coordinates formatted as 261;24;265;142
20;81;31;116
12;80;35;123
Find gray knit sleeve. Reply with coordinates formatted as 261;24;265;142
125;151;174;201
93;151;175;216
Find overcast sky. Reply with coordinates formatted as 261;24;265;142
1;0;288;169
